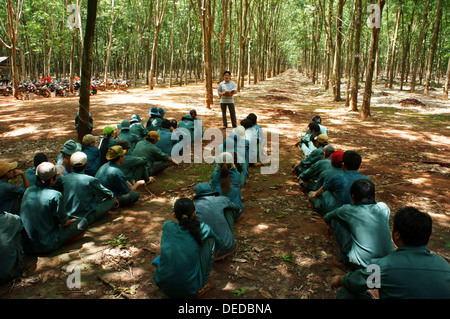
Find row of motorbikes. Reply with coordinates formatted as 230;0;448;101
0;78;131;97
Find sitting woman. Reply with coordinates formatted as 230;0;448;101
153;198;222;298
209;152;244;214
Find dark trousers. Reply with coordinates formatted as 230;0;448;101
220;103;237;128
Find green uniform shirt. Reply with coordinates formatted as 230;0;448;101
341;246;450;299
62;172;114;219
154;221;222;298
300;157;332;182
0;179;25;214
0;212;23;284
119;155;149;183
132;139;169;173
95;162;131;196
20;185;70;251
323;202;394;267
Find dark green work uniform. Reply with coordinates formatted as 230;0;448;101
338;245;450;299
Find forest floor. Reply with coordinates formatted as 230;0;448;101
0;69;449;302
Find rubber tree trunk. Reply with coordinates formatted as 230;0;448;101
350;0;362;111
77;0;98;143
410;0;430;93
424;0;442;96
361;0;385;120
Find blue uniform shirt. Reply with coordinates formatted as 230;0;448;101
63;171;114;218
95;162;131;196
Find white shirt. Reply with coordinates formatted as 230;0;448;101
218;80;237;104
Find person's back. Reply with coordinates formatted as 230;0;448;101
82;145;101;176
324;193;394;268
193;183;241;259
0;212;23;284
335;207;450;299
63;170;114;219
132;132;171;176
96;161;130;197
154;198;222;298
178;116;195;142
209;159;244;212
372;245;450;298
155;127;175;156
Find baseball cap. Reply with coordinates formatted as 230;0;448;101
106;145;125;160
82;134;99;145
233;126;246;139
70;151;88;167
36;162;64;181
147;131;160;141
314;134;329;144
330;150;344;164
216;152;234;164
103;126;116;136
0;160;18;177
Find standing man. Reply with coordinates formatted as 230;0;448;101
218;71;237;129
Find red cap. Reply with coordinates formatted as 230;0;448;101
330;150;344;164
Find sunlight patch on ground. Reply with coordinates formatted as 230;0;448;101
252;223;269;234
2;125;39;137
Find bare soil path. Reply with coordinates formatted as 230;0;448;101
0;69;449;300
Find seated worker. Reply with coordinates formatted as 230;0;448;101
20;162;87;254
0;211;24;284
323;179;394;270
146;106;163;131
96;146;143;206
118;120;140;153
178;114;195;142
225;126;249;186
312;149;345;192
0;159;30;215
129;113;148;141
132;131;179;176
155;119;177;157
153;198;223;298
63;152;118;226
308;150;371;216
298;144;335;191
23;153;48;187
99;126;120;166
81;134;101;177
240;118;262;167
169;119;190;158
189;109;204;141
193;183;241;260
246;113;265;164
209;152;244;213
116;140;152;185
295;122;321;156
75;110;93;134
332;207;450;299
293;133;329;177
57;139;79;175
311;115;328;136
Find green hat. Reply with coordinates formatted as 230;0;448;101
103;126;116;136
62;139;78;155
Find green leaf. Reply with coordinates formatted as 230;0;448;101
281;253;294;263
232;287;246;296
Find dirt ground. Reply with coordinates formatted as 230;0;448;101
0;69;449;301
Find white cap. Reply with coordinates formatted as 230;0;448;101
70;151;88;167
36;162;64;181
216;152;234;164
233;126;246;139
